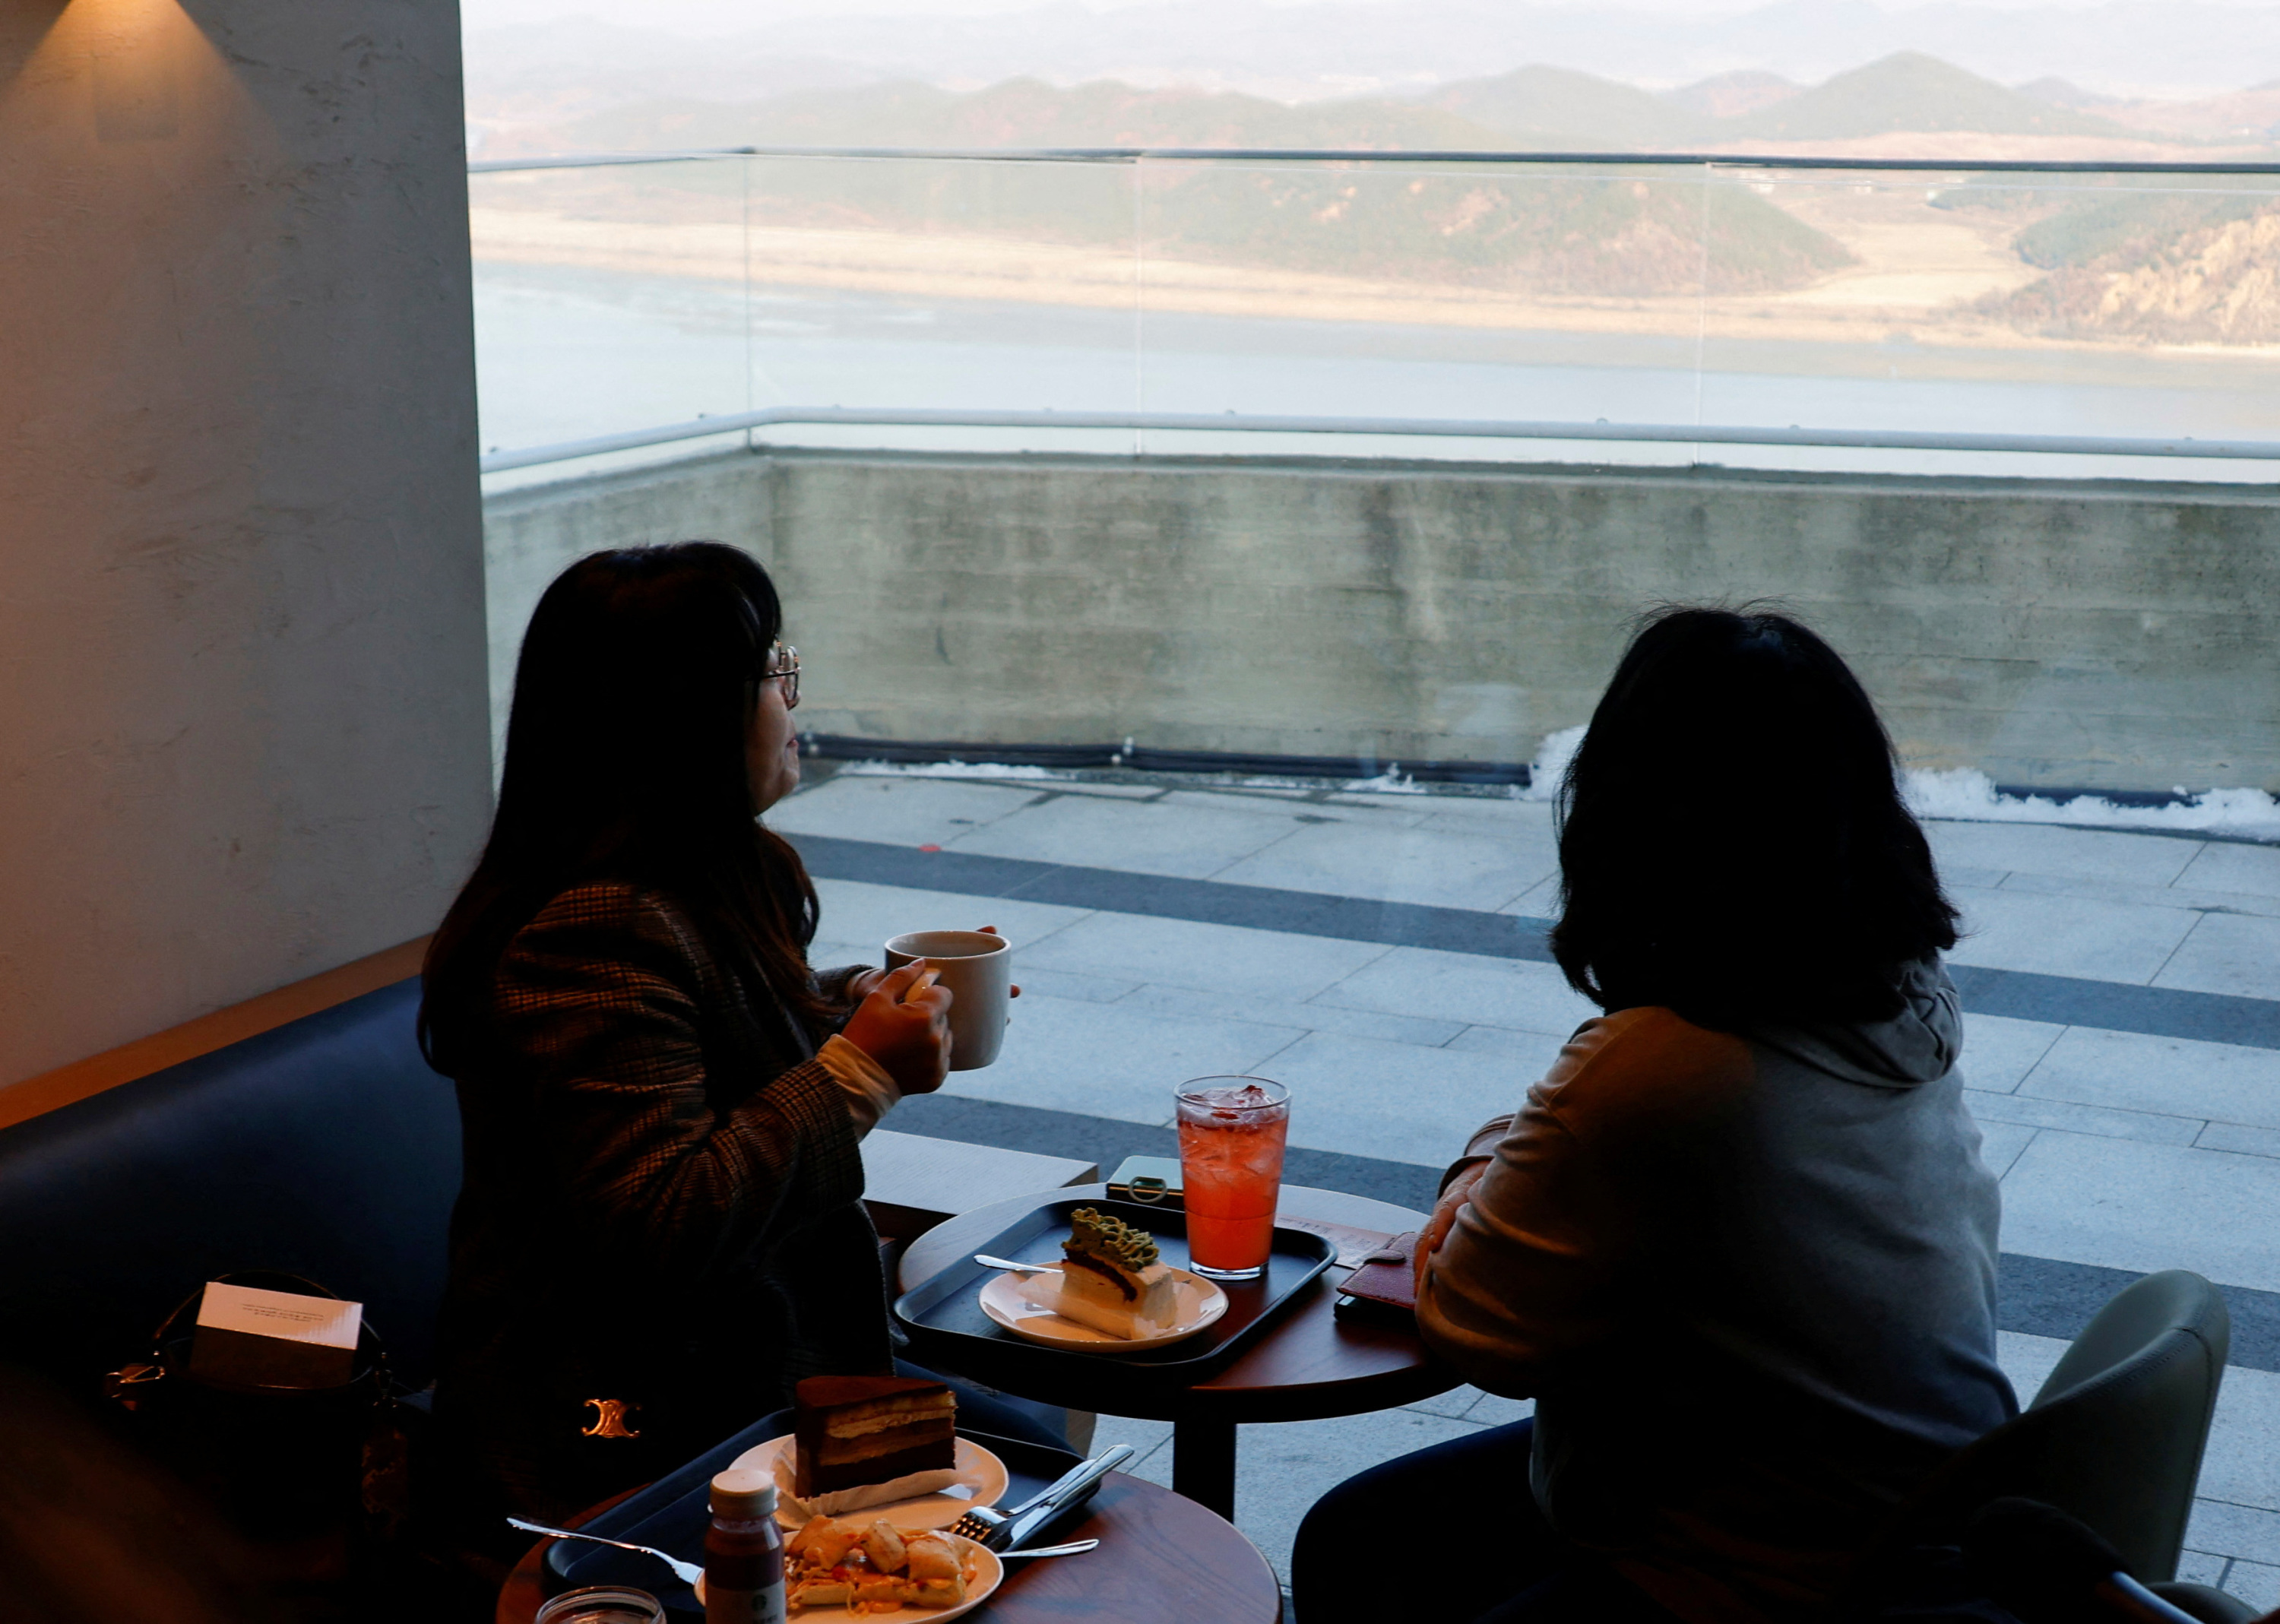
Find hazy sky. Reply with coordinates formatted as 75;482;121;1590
461;0;2229;25
458;0;2280;101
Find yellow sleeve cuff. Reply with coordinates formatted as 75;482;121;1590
818;1034;901;1138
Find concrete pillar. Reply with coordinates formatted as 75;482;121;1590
0;0;491;1088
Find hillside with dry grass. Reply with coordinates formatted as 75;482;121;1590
473;52;2280;343
1993;204;2280;343
483;77;1857;299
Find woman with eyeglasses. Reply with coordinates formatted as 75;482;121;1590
420;543;1046;1545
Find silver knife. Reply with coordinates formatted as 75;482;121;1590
990;1444;1135;1551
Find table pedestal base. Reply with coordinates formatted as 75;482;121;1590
1173;1417;1238;1518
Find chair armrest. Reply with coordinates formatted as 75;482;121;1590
2151;1581;2263;1623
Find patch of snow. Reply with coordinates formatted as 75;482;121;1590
837;758;1077;781
827;744;2276;840
831;755;1523;796
1905;767;2280;841
1522;724;1587;803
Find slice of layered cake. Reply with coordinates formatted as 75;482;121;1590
792;1375;958;1498
1053;1207;1181;1339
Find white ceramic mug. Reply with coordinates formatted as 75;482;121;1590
883;929;1012;1071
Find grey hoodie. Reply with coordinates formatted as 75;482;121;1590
1417;959;2016;1623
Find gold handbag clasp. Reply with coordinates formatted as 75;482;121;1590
581;1398;641;1439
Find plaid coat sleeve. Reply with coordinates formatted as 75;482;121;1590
490;882;868;1292
814;963;869;1008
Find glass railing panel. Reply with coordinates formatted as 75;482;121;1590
466;149;2280;813
731;154;1142;457
470;159;758;488
1692;166;2280;480
470;150;2280;483
1131;158;1711;464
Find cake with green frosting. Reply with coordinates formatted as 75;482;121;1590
1054;1208;1180;1338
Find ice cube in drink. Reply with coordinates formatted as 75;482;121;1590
1174;1078;1290;1280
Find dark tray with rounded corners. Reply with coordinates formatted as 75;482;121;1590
891;1196;1336;1391
543;1417;1083;1616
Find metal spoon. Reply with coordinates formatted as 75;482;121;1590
509;1514;1092;1583
505;1517;703;1587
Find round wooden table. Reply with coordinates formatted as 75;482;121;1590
496;1470;1282;1623
897;1182;1457;1519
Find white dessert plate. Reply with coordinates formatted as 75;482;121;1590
728;1434;1009;1531
695;1531;1002;1622
977;1266;1229;1353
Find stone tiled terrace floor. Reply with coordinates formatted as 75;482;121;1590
771;762;2280;1613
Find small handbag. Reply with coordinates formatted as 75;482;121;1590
106;1270;405;1538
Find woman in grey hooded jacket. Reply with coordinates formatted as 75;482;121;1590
1291;608;2016;1624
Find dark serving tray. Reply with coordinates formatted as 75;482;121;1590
545;1418;1082;1616
892;1196;1337;1391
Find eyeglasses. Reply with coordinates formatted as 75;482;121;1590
762;644;800;710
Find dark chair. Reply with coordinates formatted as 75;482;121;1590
0;979;458;1394
2151;1581;2262;1622
1850;1269;2229;1603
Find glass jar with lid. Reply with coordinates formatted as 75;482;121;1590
533;1585;667;1624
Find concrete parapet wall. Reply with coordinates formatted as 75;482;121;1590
484;450;2280;793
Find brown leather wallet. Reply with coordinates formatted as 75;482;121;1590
1334;1230;1421;1324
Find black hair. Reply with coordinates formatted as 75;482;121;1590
420;542;825;1073
1548;605;1959;1030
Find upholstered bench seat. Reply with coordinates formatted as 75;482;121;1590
0;980;456;1392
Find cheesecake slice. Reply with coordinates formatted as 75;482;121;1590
1053;1208;1181;1339
792;1375;957;1497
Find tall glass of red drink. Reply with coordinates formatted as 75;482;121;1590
1174;1076;1290;1281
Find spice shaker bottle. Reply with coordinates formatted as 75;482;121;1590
705;1467;786;1624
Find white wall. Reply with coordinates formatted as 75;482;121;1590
0;0;492;1087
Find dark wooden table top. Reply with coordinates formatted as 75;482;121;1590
896;1182;1458;1425
496;1472;1282;1623
497;1486;641;1624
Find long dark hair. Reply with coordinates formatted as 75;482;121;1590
1548;606;1959;1030
420;543;825;1073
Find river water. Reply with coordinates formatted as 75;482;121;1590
474;261;2280;488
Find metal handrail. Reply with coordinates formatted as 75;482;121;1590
468;145;2280;177
479;407;2280;475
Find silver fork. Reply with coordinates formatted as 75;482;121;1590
948;1444;1135;1546
506;1516;705;1588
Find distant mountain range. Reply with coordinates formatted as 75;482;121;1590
476;51;2271;161
1422;54;2140;147
1729;53;2126;141
463;0;2280;128
1663;71;1804;122
464;26;2280;342
475;73;1872;299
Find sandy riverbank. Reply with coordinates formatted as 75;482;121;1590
466;203;2238;358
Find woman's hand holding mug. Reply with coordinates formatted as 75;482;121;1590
847;926;1023;1005
844;961;955;1097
